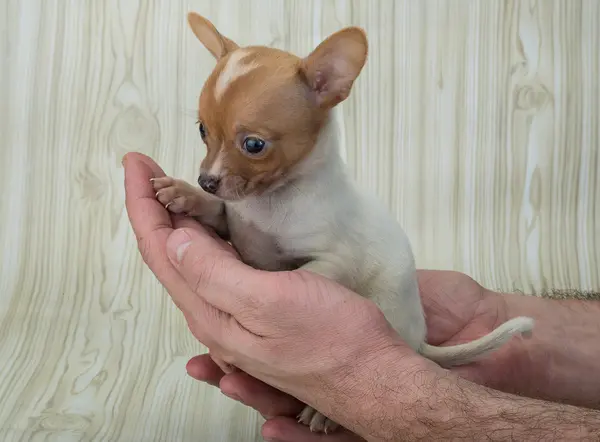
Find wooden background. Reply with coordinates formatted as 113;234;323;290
1;0;598;440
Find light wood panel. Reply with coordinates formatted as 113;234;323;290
1;1;598;440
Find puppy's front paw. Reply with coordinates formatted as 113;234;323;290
151;176;202;215
297;405;339;434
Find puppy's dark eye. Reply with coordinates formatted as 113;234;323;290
198;122;207;139
243;137;266;155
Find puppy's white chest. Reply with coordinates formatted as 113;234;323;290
225;199;310;271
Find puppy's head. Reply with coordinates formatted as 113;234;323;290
187;12;368;200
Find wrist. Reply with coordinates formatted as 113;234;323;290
339;345;456;441
315;342;440;441
486;288;600;409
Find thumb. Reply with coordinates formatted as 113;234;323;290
166;227;263;316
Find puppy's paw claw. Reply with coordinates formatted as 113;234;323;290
151;176;175;191
297;405;339;434
152;177;201;214
323;419;339;434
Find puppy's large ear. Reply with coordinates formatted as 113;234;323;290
187;12;239;60
299;27;368;109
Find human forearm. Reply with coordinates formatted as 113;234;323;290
491;292;600;409
411;373;600;442
329;348;600;442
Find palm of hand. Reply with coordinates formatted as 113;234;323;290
417;270;523;389
417;270;499;345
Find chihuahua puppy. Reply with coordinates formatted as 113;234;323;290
153;12;534;434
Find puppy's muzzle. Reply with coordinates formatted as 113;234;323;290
198;174;220;194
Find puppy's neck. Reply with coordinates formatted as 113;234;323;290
269;108;348;196
225;108;352;219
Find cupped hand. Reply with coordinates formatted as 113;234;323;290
183;271;522;442
123;152;423;437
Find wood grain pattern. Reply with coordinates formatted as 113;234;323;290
0;1;598;440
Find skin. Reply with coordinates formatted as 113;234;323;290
186;277;600;442
123;152;600;441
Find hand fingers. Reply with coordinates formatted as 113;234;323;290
122;152;169;229
186;353;303;419
122;153;210;264
123;153;197;310
121;152;217;247
186;355;364;441
186;354;225;387
123;151;167;179
123;154;229;346
262;417;365;442
219;371;304;419
166;227;268;316
186;354;303;418
171;213;204;231
172;216;240;257
123;152;175;281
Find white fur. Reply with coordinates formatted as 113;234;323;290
208;149;225;177
214;49;259;101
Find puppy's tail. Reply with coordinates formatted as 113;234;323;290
419;316;534;367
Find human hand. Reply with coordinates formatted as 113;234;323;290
123;152;431;438
416;270;528;391
185;328;600;442
187;354;365;442
185;270;525;395
184;270;523;440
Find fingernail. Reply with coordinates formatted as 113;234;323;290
167;229;192;263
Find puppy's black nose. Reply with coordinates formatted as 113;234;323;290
198;175;220;194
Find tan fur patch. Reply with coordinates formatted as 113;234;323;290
196;46;327;198
189;20;367;200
